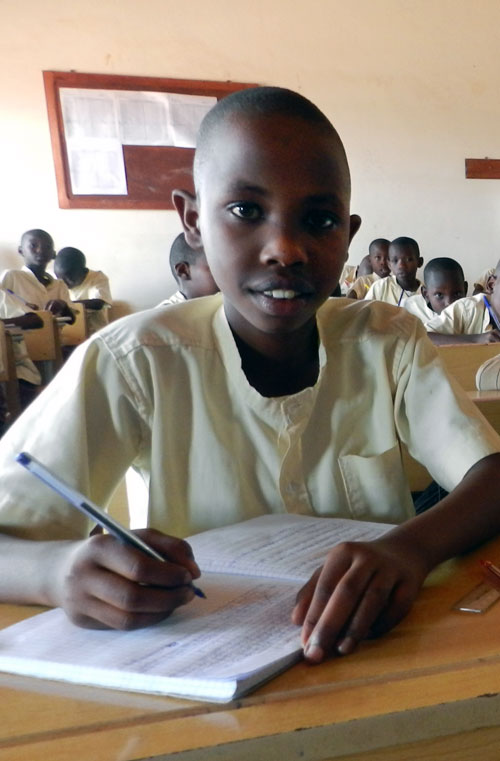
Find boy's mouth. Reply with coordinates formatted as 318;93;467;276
262;289;300;300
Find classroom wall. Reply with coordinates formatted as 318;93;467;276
1;0;500;315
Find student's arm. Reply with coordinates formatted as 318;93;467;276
45;299;76;323
428;330;500;345
0;530;200;628
73;298;107;311
293;452;500;662
1;312;43;330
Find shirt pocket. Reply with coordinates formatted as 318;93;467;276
338;444;414;522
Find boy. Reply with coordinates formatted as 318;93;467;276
54;247;112;334
404;258;468;324
0;88;499;665
427;261;500;344
156;233;218;306
365;237;423;306
0;230;74;323
347;238;390;299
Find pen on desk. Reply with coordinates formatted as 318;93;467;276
480;559;500;589
16;451;206;599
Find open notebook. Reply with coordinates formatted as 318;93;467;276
0;514;394;702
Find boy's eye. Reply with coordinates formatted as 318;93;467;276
304;210;336;231
228;203;262;220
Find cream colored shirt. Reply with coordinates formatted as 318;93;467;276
339;263;357;294
0;290;41;385
404;294;436;326
156;291;186;307
426;294;492;334
348;274;379;300
0;295;498;541
68;270;112;334
0;267;71;310
365;275;422;306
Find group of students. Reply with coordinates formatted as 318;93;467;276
0;229;112;432
0;87;499;666
340;236;500;387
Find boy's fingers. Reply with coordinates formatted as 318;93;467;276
134;529;201;578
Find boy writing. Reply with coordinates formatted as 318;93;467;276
365;236;423;306
404;257;468;324
0;230;74;323
347;238;390;299
427;260;500;344
0;88;499;664
54;247;112;334
156;233;218;306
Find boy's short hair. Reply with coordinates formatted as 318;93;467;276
390;237;420;257
423;257;465;285
55;247;86;271
369;238;390;253
20;229;53;247
194;86;350;191
169;233;200;278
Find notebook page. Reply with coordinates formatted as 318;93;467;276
0;573;301;695
188;514;394;582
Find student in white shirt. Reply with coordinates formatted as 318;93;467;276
0;88;499;666
54;247;112;334
365;237;423;306
404;257;467;325
347;238;390;299
156;233;218;307
0;230;74;324
427;261;500;344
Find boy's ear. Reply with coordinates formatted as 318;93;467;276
486;274;496;294
172;190;203;250
174;261;191;282
421;286;428;301
348;215;362;244
464;280;469;295
418;257;424;268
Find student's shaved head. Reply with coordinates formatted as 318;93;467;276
424;257;465;285
194;86;351;194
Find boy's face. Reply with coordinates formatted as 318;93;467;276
19;232;55;270
421;272;466;314
368;244;390;278
177;114;360;348
388;244;423;290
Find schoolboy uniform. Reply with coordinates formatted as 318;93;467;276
365;274;422;306
348;273;379;299
339;263;357;295
0;296;497;542
67;269;112;334
404;293;435;326
426;294;493;334
0;267;71;310
156;291;186;307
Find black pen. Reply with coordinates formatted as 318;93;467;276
16;451;206;599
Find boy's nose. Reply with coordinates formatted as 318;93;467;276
261;229;308;267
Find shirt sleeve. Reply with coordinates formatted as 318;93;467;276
0;334;148;540
393;319;500;490
88;272;112;303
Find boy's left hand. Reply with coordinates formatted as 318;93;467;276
45;298;68;316
291;536;428;663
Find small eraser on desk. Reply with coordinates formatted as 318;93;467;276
453;582;500;613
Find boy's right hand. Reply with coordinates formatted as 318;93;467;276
52;529;201;629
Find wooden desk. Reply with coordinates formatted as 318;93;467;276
1;537;500;760
437;343;500;391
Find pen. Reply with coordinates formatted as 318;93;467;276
6;289;37;309
480;559;500;590
16;452;206;599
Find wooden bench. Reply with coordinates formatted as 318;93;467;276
436;343;500;391
0;323;21;425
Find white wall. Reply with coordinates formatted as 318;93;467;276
1;0;499;314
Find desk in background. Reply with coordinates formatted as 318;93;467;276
1;536;500;760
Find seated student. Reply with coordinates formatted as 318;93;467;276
156;233;218;306
0;88;499;665
426;260;500;344
365;237;423;306
347;238;390;299
404;257;468;324
473;266;495;296
54;247;112;334
338;261;358;295
0;230;74;323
